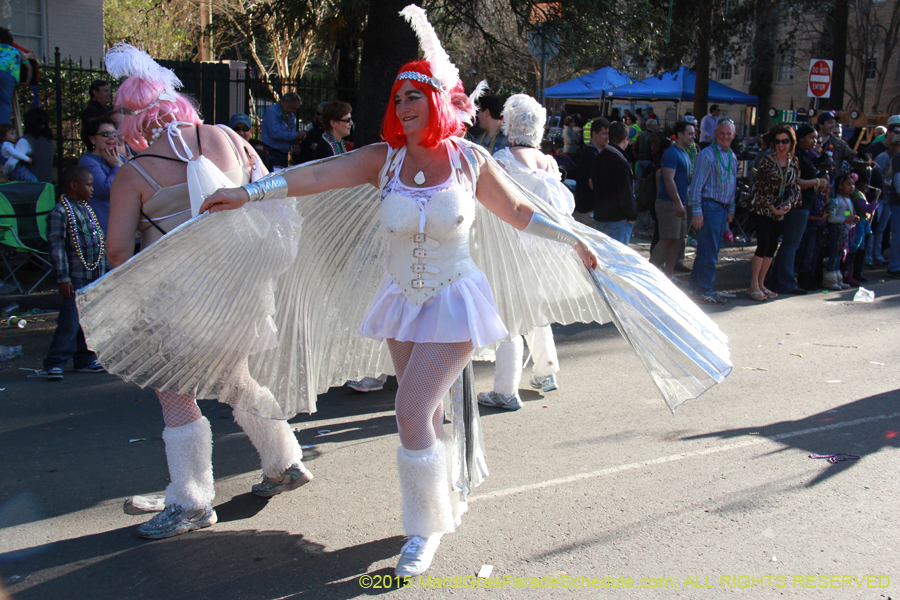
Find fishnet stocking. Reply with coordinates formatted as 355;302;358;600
388;339;474;451
157;390;203;428
215;357;261;407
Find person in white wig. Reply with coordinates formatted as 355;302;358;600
477;94;573;410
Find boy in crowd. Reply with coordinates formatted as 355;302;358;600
43;165;108;380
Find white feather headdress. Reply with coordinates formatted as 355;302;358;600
105;43;182;114
398;5;459;95
468;80;489;106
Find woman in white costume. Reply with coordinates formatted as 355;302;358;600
103;45;312;539
79;6;731;576
477;94;573;410
202;8;598;575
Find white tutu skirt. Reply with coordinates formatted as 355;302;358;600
358;269;508;347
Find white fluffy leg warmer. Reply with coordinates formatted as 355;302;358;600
162;416;215;510
233;387;304;478
527;326;559;378
397;442;456;537
493;336;524;396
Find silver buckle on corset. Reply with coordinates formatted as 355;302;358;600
410;233;440;290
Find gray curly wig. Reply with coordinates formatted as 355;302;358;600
501;94;546;148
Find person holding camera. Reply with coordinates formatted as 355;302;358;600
747;124;800;301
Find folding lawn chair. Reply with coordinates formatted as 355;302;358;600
0;182;56;294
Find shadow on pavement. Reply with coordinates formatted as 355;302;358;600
2;526;406;600
680;389;900;486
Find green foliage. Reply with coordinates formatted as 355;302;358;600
104;0;196;59
18;57;112;172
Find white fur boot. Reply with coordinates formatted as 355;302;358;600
233;388;305;479
397;442;456;537
493;336;524;396
527;325;559;378
162;416;215;510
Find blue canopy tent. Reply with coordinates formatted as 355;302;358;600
605;66;758;104
543;67;633;99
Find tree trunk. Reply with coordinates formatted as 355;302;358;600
692;0;713;119
749;0;778;133
335;10;364;107
827;0;849;111
355;0;418;146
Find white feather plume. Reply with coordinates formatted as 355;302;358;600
105;43;182;91
399;5;459;91
469;80;489;105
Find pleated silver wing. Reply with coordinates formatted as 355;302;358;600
78;140;731;418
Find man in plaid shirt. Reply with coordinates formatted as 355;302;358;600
685;118;737;305
43;165;109;380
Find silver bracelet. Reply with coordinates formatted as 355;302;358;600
523;212;581;247
242;175;289;202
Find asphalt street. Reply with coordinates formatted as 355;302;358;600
1;270;898;600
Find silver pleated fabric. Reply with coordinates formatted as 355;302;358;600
78;138;730;419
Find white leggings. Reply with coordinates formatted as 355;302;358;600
492;325;559;396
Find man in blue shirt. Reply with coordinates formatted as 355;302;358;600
261;92;305;169
650;120;694;278
685;118;737;304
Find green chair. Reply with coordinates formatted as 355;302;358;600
0;182;56;294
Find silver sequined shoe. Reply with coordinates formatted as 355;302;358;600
477;391;523;411
395;534;443;576
251;464;313;497
136;504;216;539
529;374;559;392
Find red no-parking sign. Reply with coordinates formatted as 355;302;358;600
808;59;833;98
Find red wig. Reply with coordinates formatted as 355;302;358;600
381;60;463;148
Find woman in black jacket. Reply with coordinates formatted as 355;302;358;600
314;100;352;159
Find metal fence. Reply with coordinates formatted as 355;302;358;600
18;48;354;183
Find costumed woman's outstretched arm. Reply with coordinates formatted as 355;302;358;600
201;143;388;212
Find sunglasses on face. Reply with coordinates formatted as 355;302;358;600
233;125;250;132
890;128;900;134
774;138;791;145
95;131;116;138
339;117;353;123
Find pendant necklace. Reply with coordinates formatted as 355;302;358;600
408;145;441;185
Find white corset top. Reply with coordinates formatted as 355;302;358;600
380;150;478;306
381;175;475;240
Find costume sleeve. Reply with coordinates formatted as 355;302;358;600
46;206;69;283
686;151;711;216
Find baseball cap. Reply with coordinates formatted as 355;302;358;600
229;113;252;130
887;115;900;127
817;111;837;125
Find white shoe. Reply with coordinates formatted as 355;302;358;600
529;374;558;392
346;377;385;392
395;534;443;576
477;391;523;411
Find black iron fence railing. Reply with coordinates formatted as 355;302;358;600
17;48;354;184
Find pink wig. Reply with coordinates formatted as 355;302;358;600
450;83;476;126
115;76;202;151
381;60;463;149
